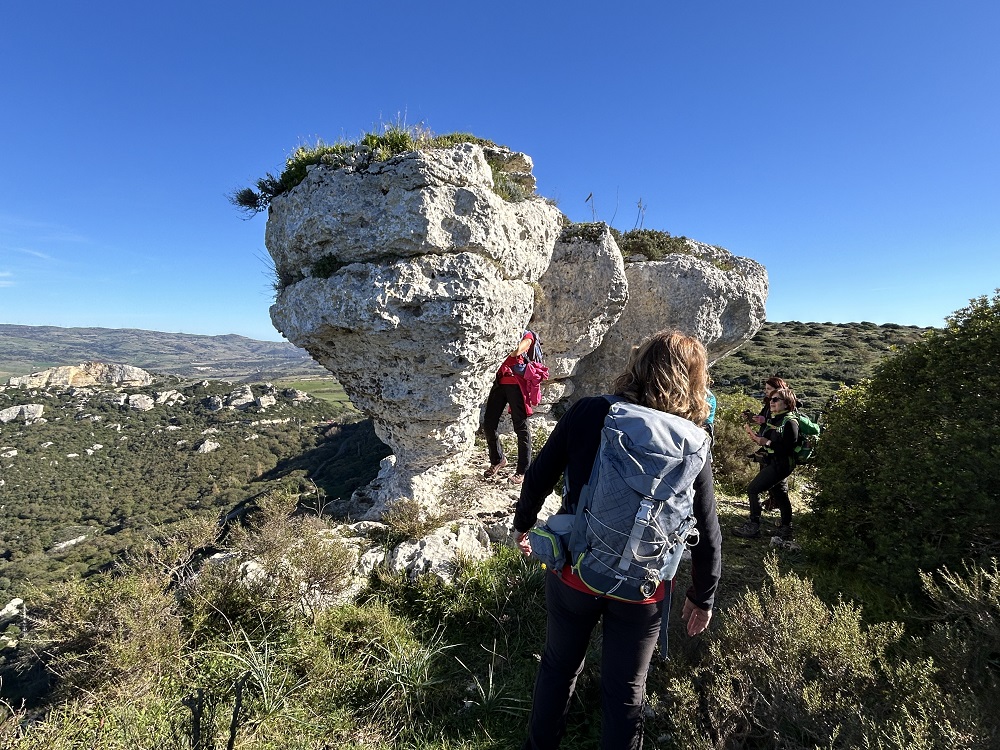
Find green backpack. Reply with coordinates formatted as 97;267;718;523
783;412;822;464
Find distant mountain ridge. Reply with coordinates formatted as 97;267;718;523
0;324;325;381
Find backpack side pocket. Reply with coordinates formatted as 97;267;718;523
527;526;567;571
527;514;574;571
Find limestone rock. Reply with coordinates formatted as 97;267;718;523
127;394;155;412
387;519;492;584
7;362;153;389
226;385;255;409
155;390;185;406
197;440;220;454
0;404;44;423
0;598;24;627
267;143;561;518
572;240;767;399
532;224;629;409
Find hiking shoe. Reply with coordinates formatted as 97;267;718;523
775;524;794;540
508;473;524;485
731;520;761;539
483;458;507;479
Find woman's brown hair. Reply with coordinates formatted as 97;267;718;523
765;376;788;391
611;330;709;424
769;387;798;412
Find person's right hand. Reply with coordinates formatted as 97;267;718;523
752;415;765;425
681;598;712;636
515;531;531;557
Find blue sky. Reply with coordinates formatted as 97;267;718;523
2;1;998;342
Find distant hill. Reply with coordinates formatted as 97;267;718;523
0;324;325;381
710;320;931;413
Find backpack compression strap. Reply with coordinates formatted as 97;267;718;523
618;499;657;571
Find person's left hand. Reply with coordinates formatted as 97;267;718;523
515;531;531;556
681;598;712;636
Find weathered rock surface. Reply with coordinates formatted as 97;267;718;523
127;394;155;412
387;519;492;583
531;224;629;410
0;404;44;423
197;440;221;454
267;143;562;518
572;239;768;399
0;598;24;628
7;362;153;389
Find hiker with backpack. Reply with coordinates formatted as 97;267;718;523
742;376;790;508
482;329;545;485
511;330;722;750
732;386;800;540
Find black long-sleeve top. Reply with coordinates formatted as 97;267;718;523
513;396;722;611
761;410;799;467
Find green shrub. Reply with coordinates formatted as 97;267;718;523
709;391;761;494
652;558;980;749
19;568;183;703
808;291;1000;605
920;558;1000;699
230;123;514;216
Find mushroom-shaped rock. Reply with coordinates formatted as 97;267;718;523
267;143;562;519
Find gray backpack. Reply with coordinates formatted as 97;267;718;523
529;397;709;602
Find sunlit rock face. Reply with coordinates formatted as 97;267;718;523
7;362;153;389
266;143;562;518
529;224;629;411
571;239;768;399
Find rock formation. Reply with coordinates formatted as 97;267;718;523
530;224;630;411
262;142;767;521
0;404;44;424
7;362;153;389
266;143;562;518
570;238;768;399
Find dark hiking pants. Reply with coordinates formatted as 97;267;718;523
748;459;794;526
522;574;661;750
483;382;531;473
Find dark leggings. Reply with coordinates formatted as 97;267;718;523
483;382;531;473
522;574;662;750
748;460;794;526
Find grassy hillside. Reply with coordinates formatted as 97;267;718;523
0;376;387;601
5;318;995;750
710;320;929;415
0;320;931;601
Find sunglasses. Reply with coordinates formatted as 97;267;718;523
769;397;784;403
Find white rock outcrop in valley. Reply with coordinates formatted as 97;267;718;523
266;143;562;518
0;404;44;424
7;362;153;389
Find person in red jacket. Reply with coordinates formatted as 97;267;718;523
481;330;536;485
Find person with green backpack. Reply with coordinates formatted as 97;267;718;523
732;386;802;540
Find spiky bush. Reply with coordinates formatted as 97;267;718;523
920;558;1000;699
650;559;982;749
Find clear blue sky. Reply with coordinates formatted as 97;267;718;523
2;1;998;342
